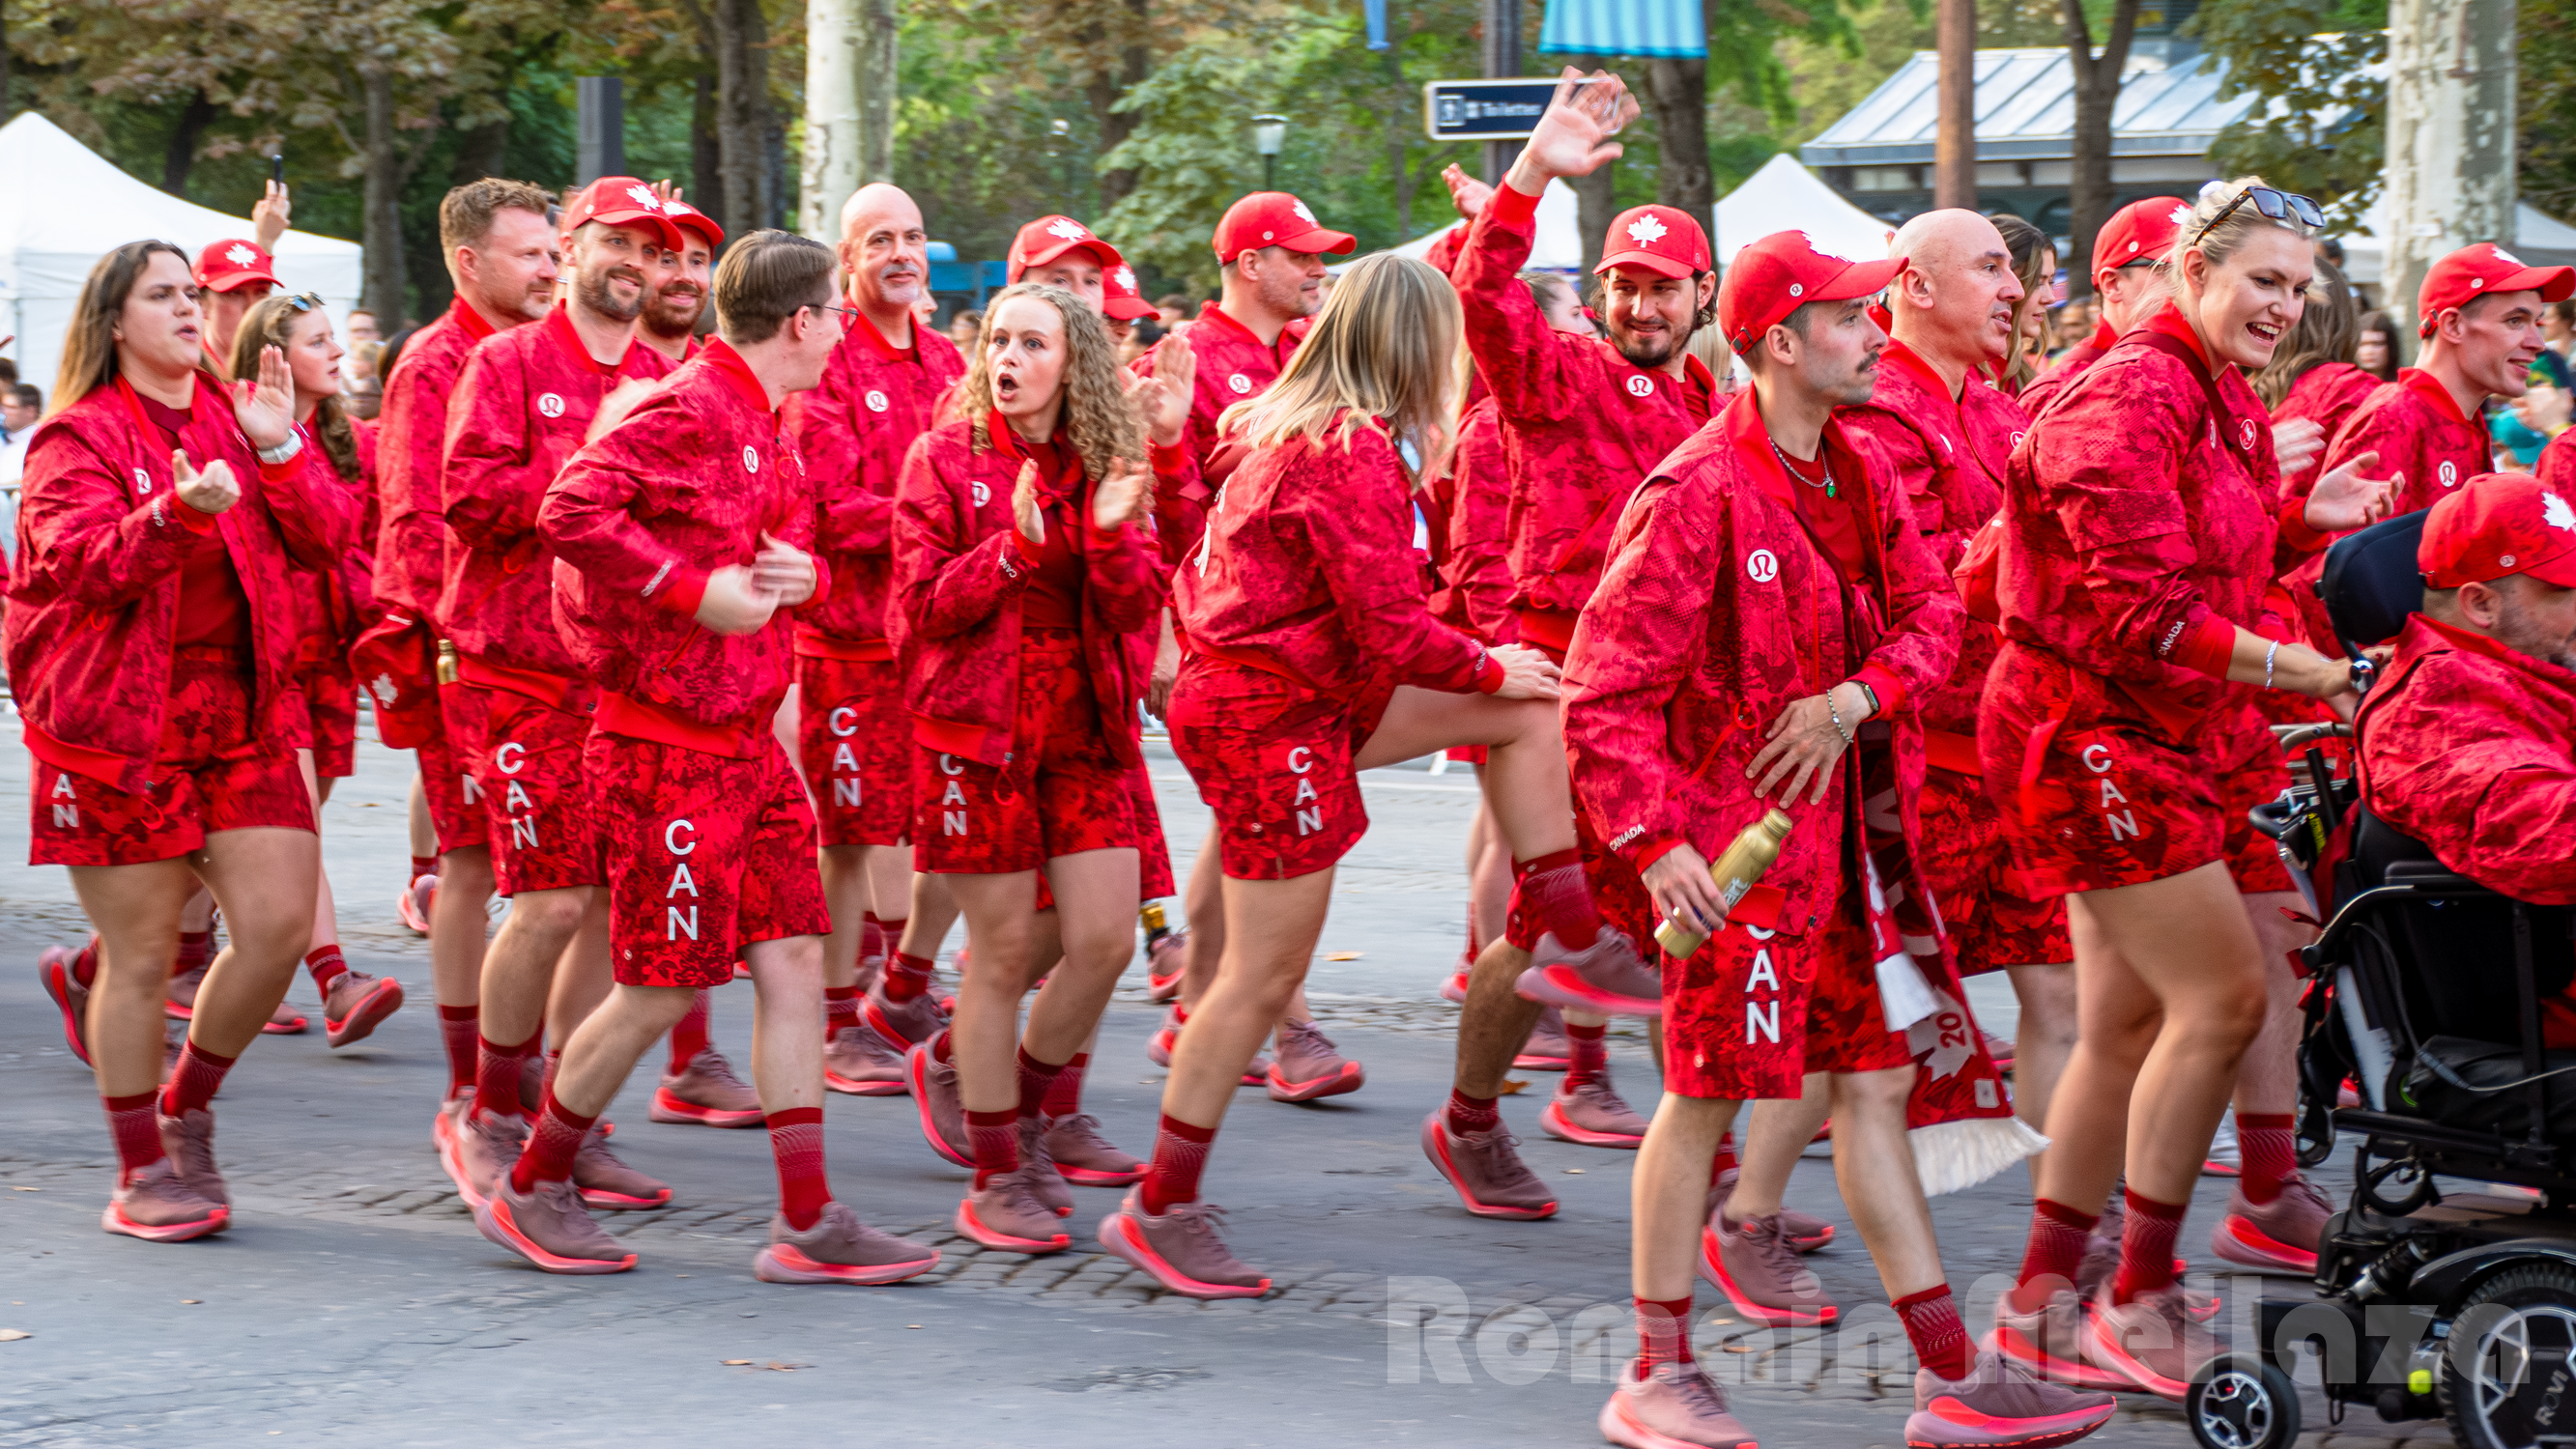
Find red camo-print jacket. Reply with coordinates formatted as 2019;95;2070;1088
783;306;967;653
2018;321;2114;420
540;339;827;749
2538;427;2576;489
1996;309;2307;741
1130;302;1307;563
1175;419;1498;699
2359;613;2576;904
295;418;376;680
442;305;673;680
891;416;1179;767
1422;396;1518;645
1837;339;2030;749
2307;369;2494;516
373;297;500;618
2270;361;2383;438
1455;181;1715;654
7;375;358;790
1561;387;1961;930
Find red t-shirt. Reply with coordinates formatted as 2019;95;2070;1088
138;392;251;651
1779;442;1868;585
1016;435;1086;630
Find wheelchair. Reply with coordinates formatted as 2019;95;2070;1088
2188;510;2576;1449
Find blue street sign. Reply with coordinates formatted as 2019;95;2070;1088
1421;78;1560;143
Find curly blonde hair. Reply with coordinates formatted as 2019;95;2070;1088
950;283;1140;482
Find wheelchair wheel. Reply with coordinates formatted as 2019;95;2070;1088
2438;1264;2576;1449
2188;1352;2301;1449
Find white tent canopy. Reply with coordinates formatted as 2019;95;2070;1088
1714;155;1895;267
0;112;364;401
2336;197;2576;290
1385;178;1589;270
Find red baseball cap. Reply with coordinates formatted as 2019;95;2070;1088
1594;205;1710;279
2090;196;2191;278
1719;231;1903;355
1102;258;1157;321
660;196;724;247
2420;471;2576;588
561;177;685;251
1211;193;1354;265
193;240;279;295
1008;215;1121;283
2418;242;2576;337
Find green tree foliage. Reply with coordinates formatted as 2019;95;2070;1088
2193;0;2387;221
2524;0;2576;220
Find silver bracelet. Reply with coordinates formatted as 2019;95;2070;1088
2263;639;2278;692
1825;688;1852;744
255;431;302;466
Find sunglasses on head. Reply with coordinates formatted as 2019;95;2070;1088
283;293;328;312
2190;187;2325;248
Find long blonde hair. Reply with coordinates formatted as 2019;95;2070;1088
52;241;191;415
1224;252;1458;473
949;283;1139;482
229;295;360;482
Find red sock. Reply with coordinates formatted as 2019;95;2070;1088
72;937;100;987
2009;1198;2101;1313
1015;1045;1064;1121
1505;849;1601;951
884;952;935;1003
2111;1187;2188;1304
304;944;348;994
1142;1113;1216;1214
1043;1052;1089;1119
509;1088;598;1194
875;918;908;962
1895;1286;1972;1379
1445;1088;1500;1136
823;984;861;1036
967;1107;1020;1190
1564;1021;1607;1088
438;1004;480;1096
473;1032;537;1120
930;1028;954;1065
176;930;215;973
1636;1295;1697;1368
411;854;437;881
1463;915;1479;962
103;1091;165;1177
2237;1113;2298;1205
160;1042;237;1118
540;1046;562;1100
668;988;712;1075
860;912;886;964
766;1106;831;1231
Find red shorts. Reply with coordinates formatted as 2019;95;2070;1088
423;683;490;854
475;685;604;896
797;652;910;848
30;653;314;867
589;732;831;988
1661;887;1912;1099
1167;654;1392;881
2217;709;2295;895
913;630;1147;875
1915;766;2072;974
303;668;358;779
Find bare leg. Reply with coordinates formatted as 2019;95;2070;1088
2231;892;2309;1119
1026;851;1143;1064
1176;823;1225;1011
407;773;436;860
897;870;961;964
547;983;696;1119
1724;1075;1833;1220
179;888;215;935
183;829;322;1056
1161;871;1335;1129
745;934;825;1113
819;843;871;992
69;861;200;1098
1633;1094;1740;1299
297;750;340;965
1824;1067;1945;1299
473;885;590;1054
2004;960;2079;1190
945;870;1069;1115
431;845;496;1011
545;893;615;1045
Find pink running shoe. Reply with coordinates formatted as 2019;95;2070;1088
903;1042;974;1169
1513;929;1663;1016
474;1176;637;1274
572;1127;672;1209
1704;1169;1835;1253
1905;1349;2115;1448
323;969;405;1049
1043;1113;1145;1187
398;873;437;935
1266;1020;1364;1102
1145;929;1188;1003
1514;1005;1571;1071
101;1159;228;1243
2210;1176;2331;1273
864;978;947;1050
1538;1077;1648;1149
1598;1358;1757;1449
1439;950;1472;1005
957;1170;1073;1253
1097;1187;1270;1299
753;1201;940;1285
1700;1211;1840;1326
2080;1283;2207;1400
1144;1007;1269;1084
157;1105;228;1208
824;1022;910;1095
444;1108;527;1209
40;944;92;1065
650;1047;765;1127
1419;1110;1557;1220
1987;1283;2132;1393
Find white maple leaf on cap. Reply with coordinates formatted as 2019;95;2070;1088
1113;266;1136;292
225;243;258;267
1798;230;1852;263
2169;203;2193;227
1292;200;1316;224
626;185;661;211
2544;492;2576;534
1627;213;1669;247
1047;217;1087;240
2494;246;2527;266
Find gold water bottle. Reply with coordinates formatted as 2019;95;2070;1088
1652;810;1795;958
435;638;459;686
1139;901;1170;950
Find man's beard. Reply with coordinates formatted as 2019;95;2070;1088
1612;324;1684;372
645;284;703;339
577;265;645;324
2497;597;2576;672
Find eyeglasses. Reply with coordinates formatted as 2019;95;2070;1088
284;293;328;312
2190;187;2325;248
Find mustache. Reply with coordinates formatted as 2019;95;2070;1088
604;265;648;287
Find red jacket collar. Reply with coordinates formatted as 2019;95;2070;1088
844;298;915;362
2088;318;2118;351
540;302;612;377
2398;366;2472;424
2409;612;2576;685
111;369;227;442
449;293;501;344
1881;337;1962;402
1193;301;1292;362
1722;385;1864;511
983;410;1081;501
2143;303;2217;373
698;337;775;415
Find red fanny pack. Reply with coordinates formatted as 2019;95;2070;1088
1953;515;2005;625
347;612;441;748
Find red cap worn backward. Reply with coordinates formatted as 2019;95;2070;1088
2090;196;2192;279
193;240;279;295
562;178;686;252
1008;216;1122;283
660;196;724;247
1102;258;1157;320
1718;231;1903;355
1594;205;1710;280
2419;471;2576;589
2418;243;2576;337
1211;193;1355;265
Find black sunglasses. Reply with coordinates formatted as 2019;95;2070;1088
283;293;328;312
2190;187;2325;248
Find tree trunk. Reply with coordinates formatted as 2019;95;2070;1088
361;69;409;326
162;90;216;197
2;0;13;123
801;0;861;240
2062;0;2143;292
858;0;896;185
1083;0;1151;210
1569;160;1617;278
765;111;787;230
453;116;510;184
2386;0;2516;348
692;71;722;205
1642;56;1711;219
1935;0;1977;210
711;0;774;238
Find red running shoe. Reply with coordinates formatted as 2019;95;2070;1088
398;873;437;936
650;1047;765;1127
1266;1020;1364;1102
1145;929;1188;1003
1419;1110;1557;1220
753;1202;940;1285
2210;1176;2331;1274
1097;1187;1270;1299
1986;1283;2132;1393
1905;1349;2116;1448
823;1022;910;1096
323;969;405;1049
1043;1113;1144;1186
1699;1211;1840;1326
40;944;92;1065
1145;1006;1271;1084
474;1176;638;1274
903;1041;974;1169
1439;950;1472;1005
957;1170;1073;1253
1538;1077;1648;1149
101;1160;229;1243
1512;929;1663;1016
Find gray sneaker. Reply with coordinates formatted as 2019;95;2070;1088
2082;1282;2209;1400
473;1176;637;1274
1042;1113;1144;1187
1018;1115;1073;1216
1989;1282;2132;1392
101;1158;228;1242
903;1041;973;1168
865;979;948;1049
754;1200;940;1285
1419;1110;1558;1219
823;1023;909;1096
1514;1005;1572;1070
1908;1348;2116;1447
1266;1019;1364;1102
1701;1211;1840;1325
1097;1187;1270;1299
957;1169;1073;1252
445;1109;526;1209
1514;928;1663;1016
1704;1167;1835;1253
157;1105;228;1207
1539;1076;1649;1148
1599;1358;1756;1448
650;1046;764;1127
572;1126;672;1209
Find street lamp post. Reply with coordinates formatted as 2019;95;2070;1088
1251;114;1288;191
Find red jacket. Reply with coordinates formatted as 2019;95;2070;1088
2014;321;2113;422
784;306;967;655
1560;388;1960;922
442;305;673;684
890;417;1176;767
1837;339;2029;754
1455;180;1716;654
1422;396;1518;645
374;297;501;618
2540;427;2576;489
294;418;376;680
2359;613;2576;904
1175;420;1499;700
539;339;826;753
2309;369;2494;517
2270;360;2382;437
1130;302;1308;561
7;376;358;790
1996;308;2310;742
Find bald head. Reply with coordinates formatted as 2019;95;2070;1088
841;184;928;313
1887;209;2023;373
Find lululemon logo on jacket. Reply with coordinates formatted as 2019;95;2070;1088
1227;373;1252;395
1745;549;1779;584
865;389;890;413
742;446;760;473
133;468;151;495
972;482;991;507
538;393;566;419
1625;374;1654;399
2238;418;2257;452
2440;460;2459;488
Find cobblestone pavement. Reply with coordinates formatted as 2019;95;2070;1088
0;724;2454;1446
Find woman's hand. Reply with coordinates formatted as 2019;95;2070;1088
2304;448;2395;533
1147;611;1182;721
1011;459;1045;546
231;345;295;451
1746;683;1868;805
173;450;240;516
1128;336;1195;448
1093;457;1151;531
753;530;816;608
1486;643;1561;700
2272;417;2324;484
1441;163;1496;222
1642;842;1728;940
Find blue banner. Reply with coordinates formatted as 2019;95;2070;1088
1537;0;1707;58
